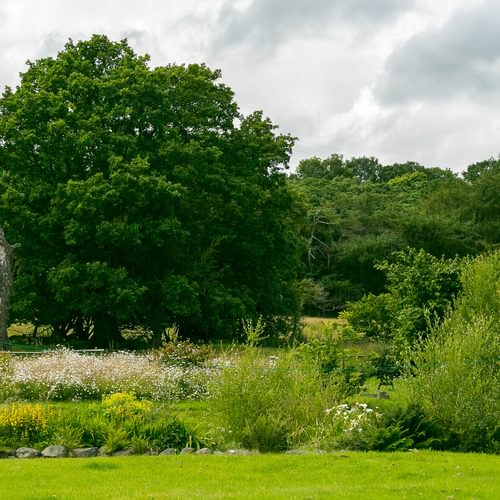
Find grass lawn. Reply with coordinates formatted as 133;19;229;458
0;451;498;499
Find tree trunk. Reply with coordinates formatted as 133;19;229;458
92;313;122;349
0;228;14;349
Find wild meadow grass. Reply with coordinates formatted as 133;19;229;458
0;348;213;401
0;451;497;499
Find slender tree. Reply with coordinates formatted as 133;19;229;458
0;227;13;347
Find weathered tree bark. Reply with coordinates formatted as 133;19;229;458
0;228;14;348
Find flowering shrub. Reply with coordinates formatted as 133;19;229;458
0;394;205;452
0;402;52;446
102;392;153;421
325;403;382;433
310;402;383;451
2;348;214;402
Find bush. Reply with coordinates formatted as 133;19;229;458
208;347;344;452
341;293;394;341
369;404;446;451
342;248;462;348
310;402;383;451
401;251;500;452
0;402;52;448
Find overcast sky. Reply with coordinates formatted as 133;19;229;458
1;0;499;172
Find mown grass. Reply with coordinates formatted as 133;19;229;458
0;451;497;499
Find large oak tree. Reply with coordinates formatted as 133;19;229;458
0;35;300;346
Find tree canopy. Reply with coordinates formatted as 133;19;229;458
0;35;300;346
290;154;499;315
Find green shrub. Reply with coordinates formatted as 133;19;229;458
102;426;130;454
369;404;446;451
401;251;500;452
341;293;394;341
139;419;202;451
209;348;344;452
240;414;289;453
298;334;339;374
52;423;84;450
342;248;462;348
403;316;499;452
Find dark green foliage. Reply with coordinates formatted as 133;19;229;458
139;419;202;452
0;35;300;345
343;248;462;347
290;152;497;315
370;404;445;452
378;248;462;345
341;293;393;341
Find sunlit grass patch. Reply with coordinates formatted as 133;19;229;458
0;452;497;499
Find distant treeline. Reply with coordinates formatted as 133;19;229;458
289;154;500;315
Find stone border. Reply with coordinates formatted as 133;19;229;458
1;445;336;459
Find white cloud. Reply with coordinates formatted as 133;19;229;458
0;0;499;172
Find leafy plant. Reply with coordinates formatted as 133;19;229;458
102;426;130;454
52;424;84;450
242;316;267;347
102;392;153;422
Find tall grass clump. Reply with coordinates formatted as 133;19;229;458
402;251;500;452
208;347;345;452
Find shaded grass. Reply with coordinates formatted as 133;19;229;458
301;316;345;340
0;451;497;499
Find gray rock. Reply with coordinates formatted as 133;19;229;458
180;447;195;455
285;449;307;455
195;447;213;455
42;445;68;458
225;449;253;455
16;447;41;458
112;448;134;456
71;447;99;458
97;446;109;456
159;448;177;455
